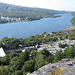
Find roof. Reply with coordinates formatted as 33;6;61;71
0;47;6;57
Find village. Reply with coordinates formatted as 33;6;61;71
0;14;22;22
0;14;28;23
37;39;75;53
0;14;30;23
0;38;75;57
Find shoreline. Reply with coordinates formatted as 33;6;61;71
65;26;75;31
0;15;61;24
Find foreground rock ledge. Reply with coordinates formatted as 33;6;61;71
27;59;75;75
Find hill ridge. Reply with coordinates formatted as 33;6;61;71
0;2;66;20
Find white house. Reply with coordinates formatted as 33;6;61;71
0;47;6;57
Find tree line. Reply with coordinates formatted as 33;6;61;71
0;30;75;50
0;31;67;50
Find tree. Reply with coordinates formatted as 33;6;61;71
63;46;75;58
22;60;34;72
11;70;23;75
7;52;19;59
0;66;10;75
56;31;67;39
68;29;75;40
58;43;63;48
34;54;49;70
45;55;53;63
53;50;63;63
10;57;24;70
20;50;30;61
30;50;38;59
1;56;10;65
39;49;51;57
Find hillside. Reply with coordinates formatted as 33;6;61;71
0;29;75;74
71;17;75;25
0;2;66;21
71;12;75;16
70;12;75;24
28;59;75;75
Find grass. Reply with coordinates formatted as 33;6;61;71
68;26;75;28
50;67;67;75
70;26;75;28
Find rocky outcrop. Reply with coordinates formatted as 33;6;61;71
28;59;75;75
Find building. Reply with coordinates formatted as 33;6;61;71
4;47;37;54
0;47;6;57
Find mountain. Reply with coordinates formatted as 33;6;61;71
0;2;66;21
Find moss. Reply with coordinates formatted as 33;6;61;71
70;26;75;28
50;67;67;75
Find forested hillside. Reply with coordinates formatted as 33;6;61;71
0;3;66;21
71;12;75;24
71;12;75;16
71;17;75;24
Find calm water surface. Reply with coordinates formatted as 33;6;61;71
0;13;74;39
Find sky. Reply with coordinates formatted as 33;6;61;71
0;0;75;11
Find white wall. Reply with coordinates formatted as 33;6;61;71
0;47;6;57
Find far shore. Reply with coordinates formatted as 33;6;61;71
0;15;61;24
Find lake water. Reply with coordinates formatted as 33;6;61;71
0;13;74;39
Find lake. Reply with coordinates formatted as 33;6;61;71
0;13;74;39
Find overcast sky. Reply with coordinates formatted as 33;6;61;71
0;0;75;11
